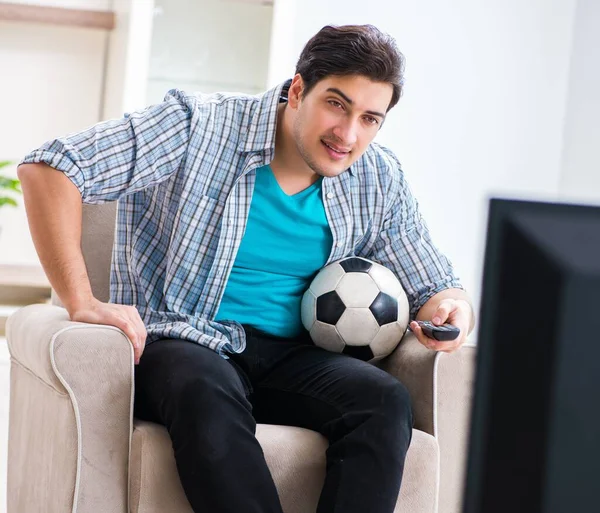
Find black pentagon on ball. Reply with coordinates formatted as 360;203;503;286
316;290;346;325
369;292;398;326
343;345;375;361
339;257;372;273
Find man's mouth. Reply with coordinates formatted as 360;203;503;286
322;140;350;156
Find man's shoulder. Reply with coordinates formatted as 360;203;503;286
357;142;406;191
363;142;401;168
162;88;260;118
162;87;279;152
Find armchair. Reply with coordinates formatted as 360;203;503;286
6;202;476;513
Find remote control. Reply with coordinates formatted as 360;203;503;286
414;321;460;342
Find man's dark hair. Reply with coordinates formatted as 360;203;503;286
295;24;406;111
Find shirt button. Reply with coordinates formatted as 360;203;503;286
228;219;233;225
336;241;343;248
326;192;334;199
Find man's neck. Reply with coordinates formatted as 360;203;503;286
269;104;320;195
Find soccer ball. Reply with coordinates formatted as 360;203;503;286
301;256;410;361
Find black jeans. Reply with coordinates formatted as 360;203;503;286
134;325;414;513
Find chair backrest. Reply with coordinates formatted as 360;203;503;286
51;202;117;306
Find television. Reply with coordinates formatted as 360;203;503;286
462;198;600;513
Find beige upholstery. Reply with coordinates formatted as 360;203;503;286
129;421;440;513
7;203;477;513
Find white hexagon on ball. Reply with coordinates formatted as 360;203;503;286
309;262;346;297
370;322;407;360
309;321;346;353
336;308;380;346
300;290;317;331
336;272;380;307
368;263;405;299
397;293;410;327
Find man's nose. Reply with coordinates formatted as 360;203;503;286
332;119;358;147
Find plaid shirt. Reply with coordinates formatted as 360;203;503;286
21;80;463;356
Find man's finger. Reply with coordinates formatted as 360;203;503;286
432;299;456;325
114;317;141;363
409;321;436;350
410;321;463;352
119;307;145;363
136;327;147;360
127;309;147;352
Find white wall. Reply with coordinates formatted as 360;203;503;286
146;0;273;104
268;0;578;313
559;0;600;204
102;0;156;119
0;20;107;265
0;0;156;266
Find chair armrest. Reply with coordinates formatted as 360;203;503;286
434;341;476;513
378;333;477;513
377;332;438;434
6;304;134;513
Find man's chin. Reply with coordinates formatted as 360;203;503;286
312;160;351;177
320;168;347;178
302;151;353;177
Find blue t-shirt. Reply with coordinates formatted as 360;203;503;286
215;165;333;338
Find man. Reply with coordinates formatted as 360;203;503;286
18;24;474;513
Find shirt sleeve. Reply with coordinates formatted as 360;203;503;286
368;163;464;321
19;89;192;204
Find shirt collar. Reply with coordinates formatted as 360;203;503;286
241;78;357;177
241;79;290;155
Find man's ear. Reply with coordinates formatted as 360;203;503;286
287;74;305;109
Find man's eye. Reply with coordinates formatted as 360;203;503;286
365;116;379;125
328;100;343;109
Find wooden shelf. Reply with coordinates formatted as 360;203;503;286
0;1;115;30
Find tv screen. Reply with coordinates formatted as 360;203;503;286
462;198;600;513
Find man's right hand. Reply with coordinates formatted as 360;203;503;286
69;299;147;365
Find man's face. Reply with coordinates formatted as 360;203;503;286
288;74;393;177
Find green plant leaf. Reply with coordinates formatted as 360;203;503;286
0;162;21;209
0;197;18;208
0;176;21;193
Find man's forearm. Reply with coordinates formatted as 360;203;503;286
18;163;95;314
415;288;476;334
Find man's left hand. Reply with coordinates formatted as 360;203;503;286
409;298;472;353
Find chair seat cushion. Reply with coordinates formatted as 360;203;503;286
129;420;439;513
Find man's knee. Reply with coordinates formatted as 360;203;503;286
331;367;413;457
380;376;412;417
357;371;414;433
373;375;414;451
